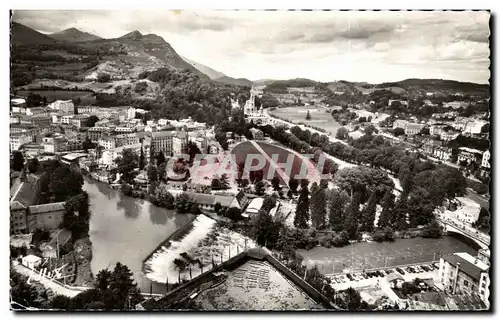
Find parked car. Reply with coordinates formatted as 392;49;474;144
379;270;386;276
421;265;430;272
406;267;415;273
386;269;394;274
376;270;384;277
433;262;440;269
396;267;405;275
346;274;354;281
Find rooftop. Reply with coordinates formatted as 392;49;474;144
28;202;66;214
141;247;335;311
442;252;488;282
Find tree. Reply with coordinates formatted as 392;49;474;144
114;149;139;184
157;162;167;182
310;182;326;229
289;178;299;194
187;141;201;164
364;125;377;136
155;151;166;166
421;219;443;238
214;202;222;214
226;207;242;221
50;294;73;309
393;127;405;136
190;202;201;215
147;165;158;184
153;184;175;209
27;158;39;173
305;111;311;120
139;146;145;170
211;176;221;191
343;193;360;240
10;270;40;308
176;193;192;213
252;210;280;248
271;176;281;191
219;174;230;190
328;189;344;231
85;115;99;128
336;127;349;140
360;191;377;232
255;181;266;196
11;151;24;172
398;164;413;194
97;73;111;83
82;137;95;153
377;189;394;229
294;181;310;229
338;287;370;310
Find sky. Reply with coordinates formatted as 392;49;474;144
12;10;491;84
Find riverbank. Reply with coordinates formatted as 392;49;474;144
73;237;93;286
143;214;255;284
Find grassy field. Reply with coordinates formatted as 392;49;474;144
16;90;96;104
231;141;315;183
269;106;342;136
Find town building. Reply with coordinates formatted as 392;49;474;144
438;252;490;308
464;120;487;136
452;197;481;224
26;202;66;232
115;126;135;134
429;124;447;136
440;128;460;141
116;133;140;147
457;147;483;165
10;133;33;152
10;201;28;234
48;100;74;114
61;115;74;125
99;135;117;150
87;127;110;143
405;123;425;136
70;114;90;128
77;105;100;114
151;131;174;156
19;115;52;127
481;150;490;169
173;131;188;156
127;107;136;119
433;147;453;162
392;119;409;130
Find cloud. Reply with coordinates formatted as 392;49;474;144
11;10;491;84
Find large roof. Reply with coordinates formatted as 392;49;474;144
140;247;337;311
28;202;66;214
442;253;488;282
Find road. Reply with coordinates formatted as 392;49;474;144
12;261;84;298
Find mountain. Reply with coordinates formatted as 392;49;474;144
213;76;252;87
79;30;209;79
377;78;489;93
11;22;58;45
49;28;102;42
181;56;226;79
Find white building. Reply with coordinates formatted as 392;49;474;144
452;197;481;225
10;133;33;152
392;119;409;130
127;107;136;120
438;252;490;308
21;254;42;269
481;150;490;169
464;120;487;135
61;115;74;125
48;100;74;114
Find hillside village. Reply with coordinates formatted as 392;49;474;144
9;15;491;312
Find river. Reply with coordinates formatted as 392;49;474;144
299;236;478;275
83;178;194;294
84;178;478;292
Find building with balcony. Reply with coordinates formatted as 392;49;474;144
10;133;33;152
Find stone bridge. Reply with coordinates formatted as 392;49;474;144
436;217;490;250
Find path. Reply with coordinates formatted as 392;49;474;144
12;261;84;298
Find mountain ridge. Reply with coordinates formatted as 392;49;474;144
49;27;102;42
